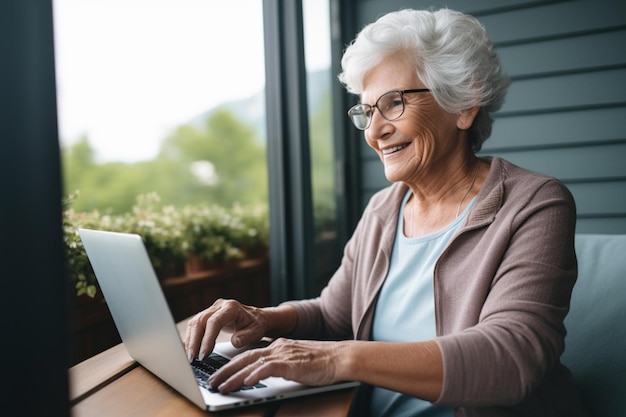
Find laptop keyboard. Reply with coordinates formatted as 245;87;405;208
192;352;267;393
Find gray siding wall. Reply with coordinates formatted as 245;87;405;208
350;0;626;233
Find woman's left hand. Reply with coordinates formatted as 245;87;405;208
208;338;345;393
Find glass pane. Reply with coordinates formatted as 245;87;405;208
303;0;338;291
53;0;270;364
54;0;267;212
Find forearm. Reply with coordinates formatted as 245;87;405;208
336;340;444;402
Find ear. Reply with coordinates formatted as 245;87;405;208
457;106;480;130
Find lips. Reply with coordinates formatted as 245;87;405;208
382;143;409;155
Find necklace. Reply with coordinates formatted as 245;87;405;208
455;160;480;218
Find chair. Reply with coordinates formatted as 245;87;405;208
561;234;626;417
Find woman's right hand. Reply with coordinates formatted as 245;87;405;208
184;299;298;362
184;299;270;362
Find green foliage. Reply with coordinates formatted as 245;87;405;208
63;191;131;297
63;191;99;297
122;193;188;276
182;202;269;264
63;192;269;298
160;109;268;206
62;109;268;214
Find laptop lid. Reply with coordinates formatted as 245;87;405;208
78;228;208;408
78;228;358;411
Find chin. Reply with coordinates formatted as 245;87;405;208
383;168;404;184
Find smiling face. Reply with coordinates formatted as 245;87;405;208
361;56;475;188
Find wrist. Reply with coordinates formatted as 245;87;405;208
332;340;361;383
262;304;298;338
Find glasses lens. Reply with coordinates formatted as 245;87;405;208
349;105;371;130
378;91;404;121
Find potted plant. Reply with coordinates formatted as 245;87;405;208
123;192;187;279
63;192;271;294
63;192;99;298
229;203;269;259
182;204;244;274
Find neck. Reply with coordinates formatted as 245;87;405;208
403;155;482;237
406;152;479;205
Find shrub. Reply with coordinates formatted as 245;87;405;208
63;192;269;297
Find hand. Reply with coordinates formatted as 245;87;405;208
184;299;269;361
208;338;344;393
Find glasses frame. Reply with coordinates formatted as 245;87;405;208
347;88;431;130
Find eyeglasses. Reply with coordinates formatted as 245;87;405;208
347;88;431;130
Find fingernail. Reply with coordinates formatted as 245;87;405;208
198;350;205;361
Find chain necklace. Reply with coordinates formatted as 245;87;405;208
455;160;480;218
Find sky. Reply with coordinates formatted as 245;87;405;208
53;0;330;163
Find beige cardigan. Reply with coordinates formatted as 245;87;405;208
286;157;587;416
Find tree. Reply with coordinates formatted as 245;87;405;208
62;108;269;214
159;109;268;206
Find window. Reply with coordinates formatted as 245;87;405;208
53;0;268;213
54;0;275;363
303;0;339;290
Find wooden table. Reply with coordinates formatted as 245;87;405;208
69;321;356;417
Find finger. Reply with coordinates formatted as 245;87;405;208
198;306;241;359
220;360;271;393
185;314;213;362
185;314;206;361
242;356;275;387
231;327;261;348
185;302;224;361
209;351;267;393
198;326;218;361
184;322;192;361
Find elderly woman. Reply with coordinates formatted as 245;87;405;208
185;8;587;416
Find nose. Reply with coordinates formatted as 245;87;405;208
366;108;393;142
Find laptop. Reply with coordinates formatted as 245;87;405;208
78;228;358;411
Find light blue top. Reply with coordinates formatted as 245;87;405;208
370;190;475;417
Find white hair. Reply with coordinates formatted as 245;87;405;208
338;8;510;151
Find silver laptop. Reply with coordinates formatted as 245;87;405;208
78;228;358;411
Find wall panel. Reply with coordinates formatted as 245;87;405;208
497;30;626;78
491;143;626;181
342;0;626;233
487;107;626;150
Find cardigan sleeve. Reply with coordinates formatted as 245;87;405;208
434;177;578;407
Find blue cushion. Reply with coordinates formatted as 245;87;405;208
562;234;626;417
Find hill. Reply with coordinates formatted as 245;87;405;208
190;67;333;141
